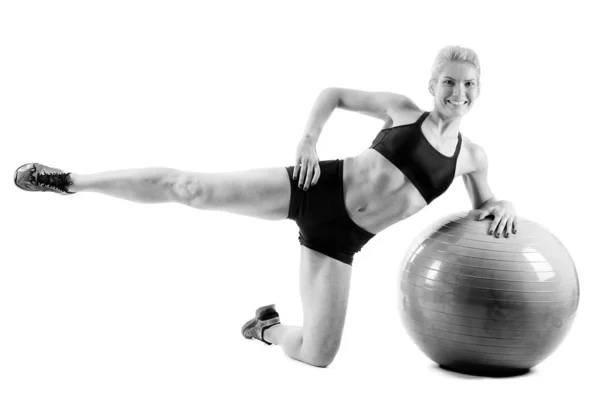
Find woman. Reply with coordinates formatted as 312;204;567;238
14;46;518;368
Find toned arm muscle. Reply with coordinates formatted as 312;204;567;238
462;140;518;237
331;87;416;122
302;87;416;143
462;143;496;209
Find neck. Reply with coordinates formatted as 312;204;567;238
427;109;462;138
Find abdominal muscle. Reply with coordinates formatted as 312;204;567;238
342;149;428;234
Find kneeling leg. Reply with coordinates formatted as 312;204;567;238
264;246;352;368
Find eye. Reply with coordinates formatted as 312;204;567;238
443;80;454;85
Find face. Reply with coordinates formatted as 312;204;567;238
429;61;480;118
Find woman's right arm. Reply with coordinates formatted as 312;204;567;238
294;88;414;190
301;87;413;145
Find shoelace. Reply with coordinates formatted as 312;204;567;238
34;171;70;193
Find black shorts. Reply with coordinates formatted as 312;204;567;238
285;159;376;265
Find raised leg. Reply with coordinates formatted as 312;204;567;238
70;166;292;221
70;167;181;203
263;246;352;367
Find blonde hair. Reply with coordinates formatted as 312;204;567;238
430;45;481;86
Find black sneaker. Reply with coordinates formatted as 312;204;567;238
14;163;74;195
241;304;281;345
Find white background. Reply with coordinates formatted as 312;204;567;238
1;0;597;399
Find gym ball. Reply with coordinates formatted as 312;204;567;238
398;211;580;376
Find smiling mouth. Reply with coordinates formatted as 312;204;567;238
447;100;468;106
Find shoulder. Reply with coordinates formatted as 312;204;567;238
384;96;423;127
371;92;421;121
461;135;488;173
386;93;419;110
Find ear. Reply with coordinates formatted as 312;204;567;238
428;78;436;96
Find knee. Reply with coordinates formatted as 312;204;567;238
303;341;342;368
170;172;210;206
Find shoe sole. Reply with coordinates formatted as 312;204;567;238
240;304;276;339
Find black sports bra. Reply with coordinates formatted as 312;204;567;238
369;111;462;204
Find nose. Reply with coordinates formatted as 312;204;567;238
453;84;465;97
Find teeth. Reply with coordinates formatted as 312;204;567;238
448;100;467;105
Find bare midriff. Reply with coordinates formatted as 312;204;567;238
342;149;428;234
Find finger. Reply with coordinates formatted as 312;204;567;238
488;214;502;236
478;210;489;220
512;218;518;234
311;165;321;186
303;165;314;191
292;162;299;180
496;217;508;238
297;162;307;187
478;206;496;220
506;216;515;237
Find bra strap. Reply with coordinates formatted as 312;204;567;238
453;132;463;158
416;111;430;125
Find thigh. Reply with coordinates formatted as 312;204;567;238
299;246;352;360
184;167;291;220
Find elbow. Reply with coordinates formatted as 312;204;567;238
321;87;340;108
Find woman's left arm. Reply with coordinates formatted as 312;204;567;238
462;144;518;238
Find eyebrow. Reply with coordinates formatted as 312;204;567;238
443;76;477;82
